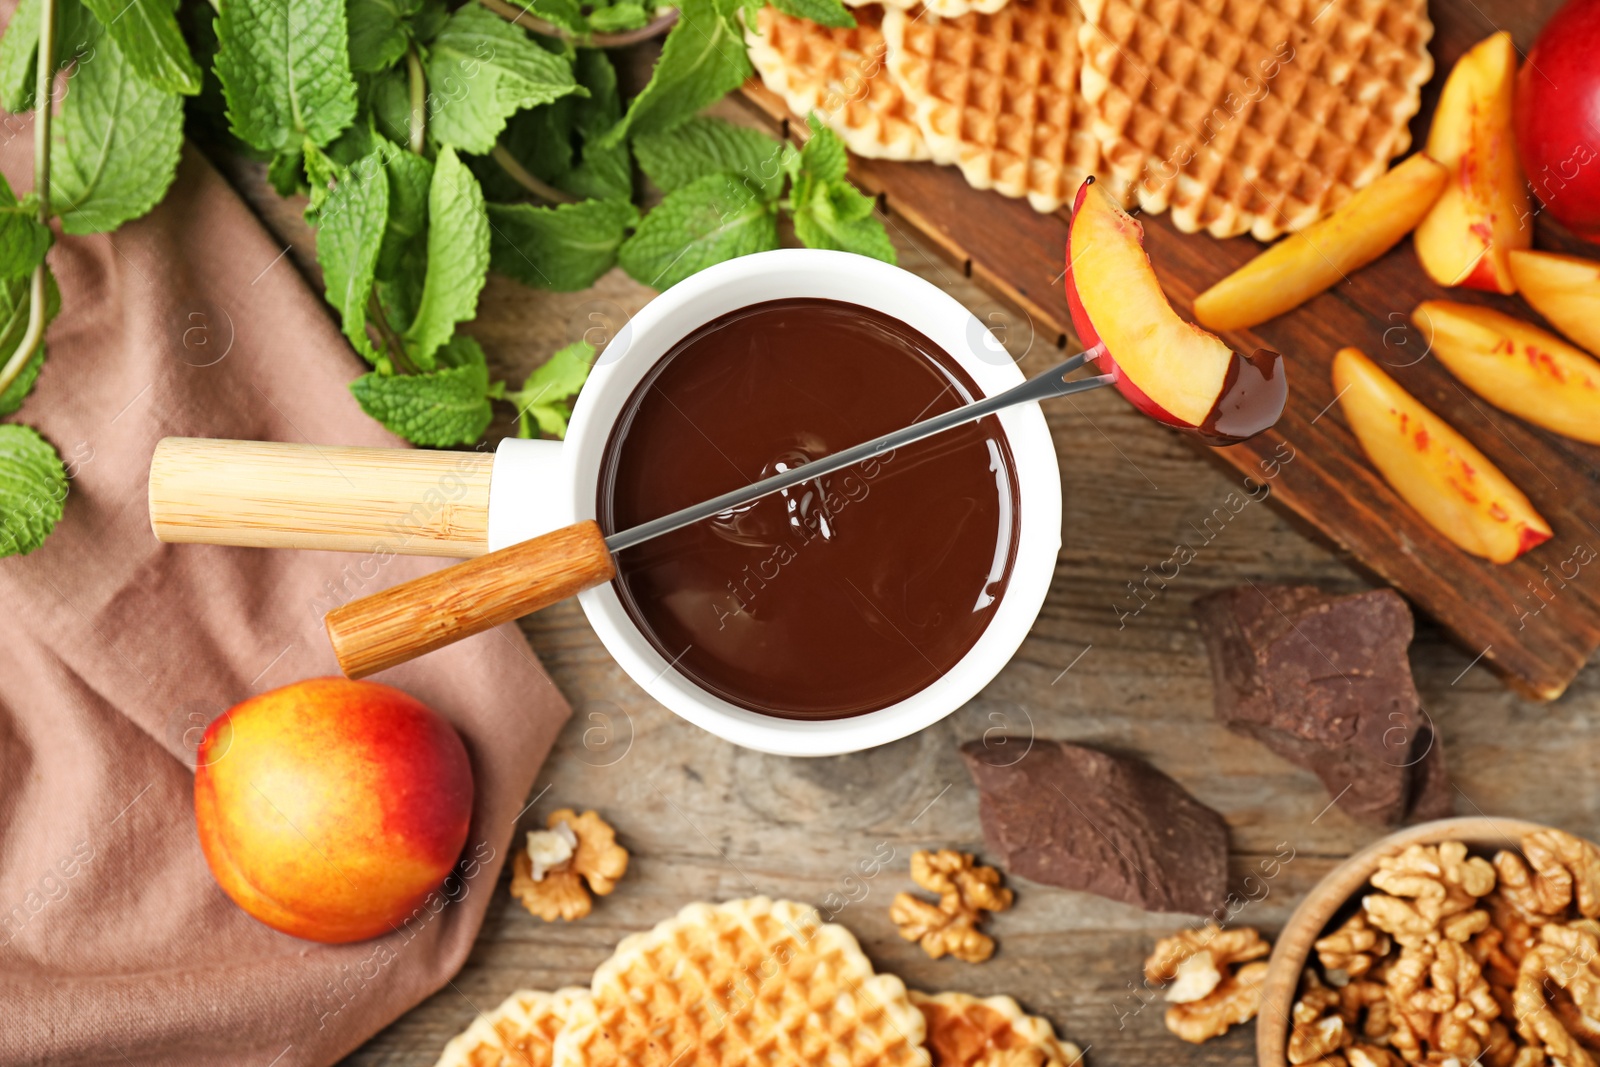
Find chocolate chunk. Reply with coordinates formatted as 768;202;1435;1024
960;739;1229;915
1193;584;1450;826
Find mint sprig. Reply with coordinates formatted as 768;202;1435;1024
619;114;894;289
506;340;594;438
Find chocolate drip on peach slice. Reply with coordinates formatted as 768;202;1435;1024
1065;177;1286;446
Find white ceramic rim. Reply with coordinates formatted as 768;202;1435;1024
504;250;1061;756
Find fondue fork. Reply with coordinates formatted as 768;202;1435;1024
322;345;1114;678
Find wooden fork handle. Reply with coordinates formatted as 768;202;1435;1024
325;520;616;678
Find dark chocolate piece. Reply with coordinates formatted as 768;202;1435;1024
1193;584;1450;826
960;738;1229;915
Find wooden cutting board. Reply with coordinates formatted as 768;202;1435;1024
736;0;1600;701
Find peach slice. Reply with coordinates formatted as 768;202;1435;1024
1413;300;1600;444
1065;177;1286;444
1413;32;1531;293
1332;347;1551;563
1506;249;1600;357
1194;154;1448;331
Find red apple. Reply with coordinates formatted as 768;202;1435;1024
1514;0;1600;242
1065;177;1286;444
194;678;474;943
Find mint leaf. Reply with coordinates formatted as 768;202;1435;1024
476;100;575;201
376;242;425;337
362;66;413;146
586;2;649;32
216;0;358;153
349;336;495;445
0;267;59;416
402;146;488;368
267;145;305;196
563;48;629;201
0;174;51;281
79;0;201;94
0;347;43;416
318;145;391;361
600;0;750;147
301;139;342;219
0;0;94;111
377;144;432;278
51;19;183;235
770;0;855;27
406;0;448;42
792;179;895;262
634;115;785;197
0;424;66;557
796;114;848;183
488;198;637;292
347;0;413;72
619;171;779;290
423;4;581;154
0;0;44;111
526;0;589;35
507;340;592;438
473;50;626;202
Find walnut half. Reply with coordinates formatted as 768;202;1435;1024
1144;924;1272;1043
1167;960;1271;1044
890;849;1012;963
510;808;628;923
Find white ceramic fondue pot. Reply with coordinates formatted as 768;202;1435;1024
149;250;1062;756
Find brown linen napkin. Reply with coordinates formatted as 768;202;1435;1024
0;137;570;1063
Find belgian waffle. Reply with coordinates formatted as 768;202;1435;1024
551;897;931;1067
434;988;590;1067
746;4;931;160
912;991;1084;1066
881;0;1132;214
1075;0;1434;239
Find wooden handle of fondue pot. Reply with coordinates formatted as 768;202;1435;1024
148;438;494;558
324;521;616;678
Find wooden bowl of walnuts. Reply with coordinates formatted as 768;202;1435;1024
1256;815;1600;1067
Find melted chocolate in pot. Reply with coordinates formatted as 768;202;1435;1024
597;298;1020;720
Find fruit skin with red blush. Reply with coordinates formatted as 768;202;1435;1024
1514;0;1600;243
1331;347;1551;563
193;677;475;943
1413;299;1600;444
1064;177;1286;445
1413;31;1531;292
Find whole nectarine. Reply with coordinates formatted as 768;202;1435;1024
1515;0;1600;241
194;678;474;943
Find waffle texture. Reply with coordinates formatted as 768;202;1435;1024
747;5;931;160
552;897;931;1067
1076;0;1434;239
881;0;1132;213
911;991;1083;1066
435;988;590;1067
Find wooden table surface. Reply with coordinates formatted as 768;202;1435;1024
219;102;1600;1065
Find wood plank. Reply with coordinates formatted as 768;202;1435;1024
737;0;1600;700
